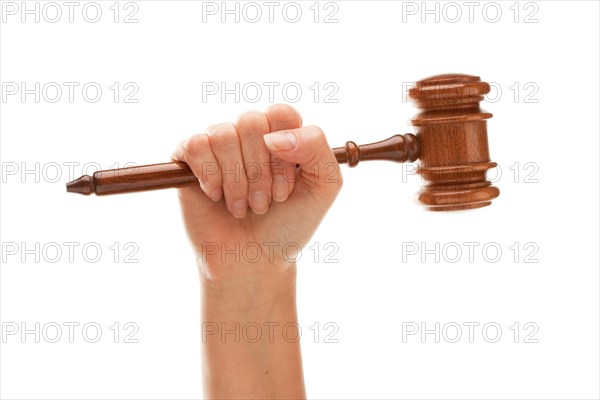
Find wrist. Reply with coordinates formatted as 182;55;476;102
200;261;298;314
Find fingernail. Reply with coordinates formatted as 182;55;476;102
231;199;247;218
264;132;297;152
250;191;270;214
272;175;289;202
210;187;223;202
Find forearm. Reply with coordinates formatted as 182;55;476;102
200;265;306;399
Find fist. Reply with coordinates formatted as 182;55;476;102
172;104;343;272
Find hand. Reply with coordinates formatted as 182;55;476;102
173;105;337;398
172;104;343;284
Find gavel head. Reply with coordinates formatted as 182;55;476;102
408;74;500;211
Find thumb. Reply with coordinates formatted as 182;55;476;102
263;125;343;204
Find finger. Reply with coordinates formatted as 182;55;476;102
235;111;272;215
263;125;343;206
266;103;303;131
270;157;298;202
207;123;248;219
265;104;302;202
172;133;223;202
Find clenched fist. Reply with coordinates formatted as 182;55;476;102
172;104;343;282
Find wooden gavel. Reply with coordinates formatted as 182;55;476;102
66;74;499;211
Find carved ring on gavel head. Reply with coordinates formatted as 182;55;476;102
66;74;499;212
333;73;500;211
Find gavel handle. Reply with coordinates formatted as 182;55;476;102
333;133;420;167
66;134;422;195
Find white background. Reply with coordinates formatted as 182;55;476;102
1;1;599;399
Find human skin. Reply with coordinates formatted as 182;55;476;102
172;104;343;399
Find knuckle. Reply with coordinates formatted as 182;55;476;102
182;134;209;158
236;111;268;137
208;123;236;137
306;125;326;139
267;104;301;125
209;124;239;150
